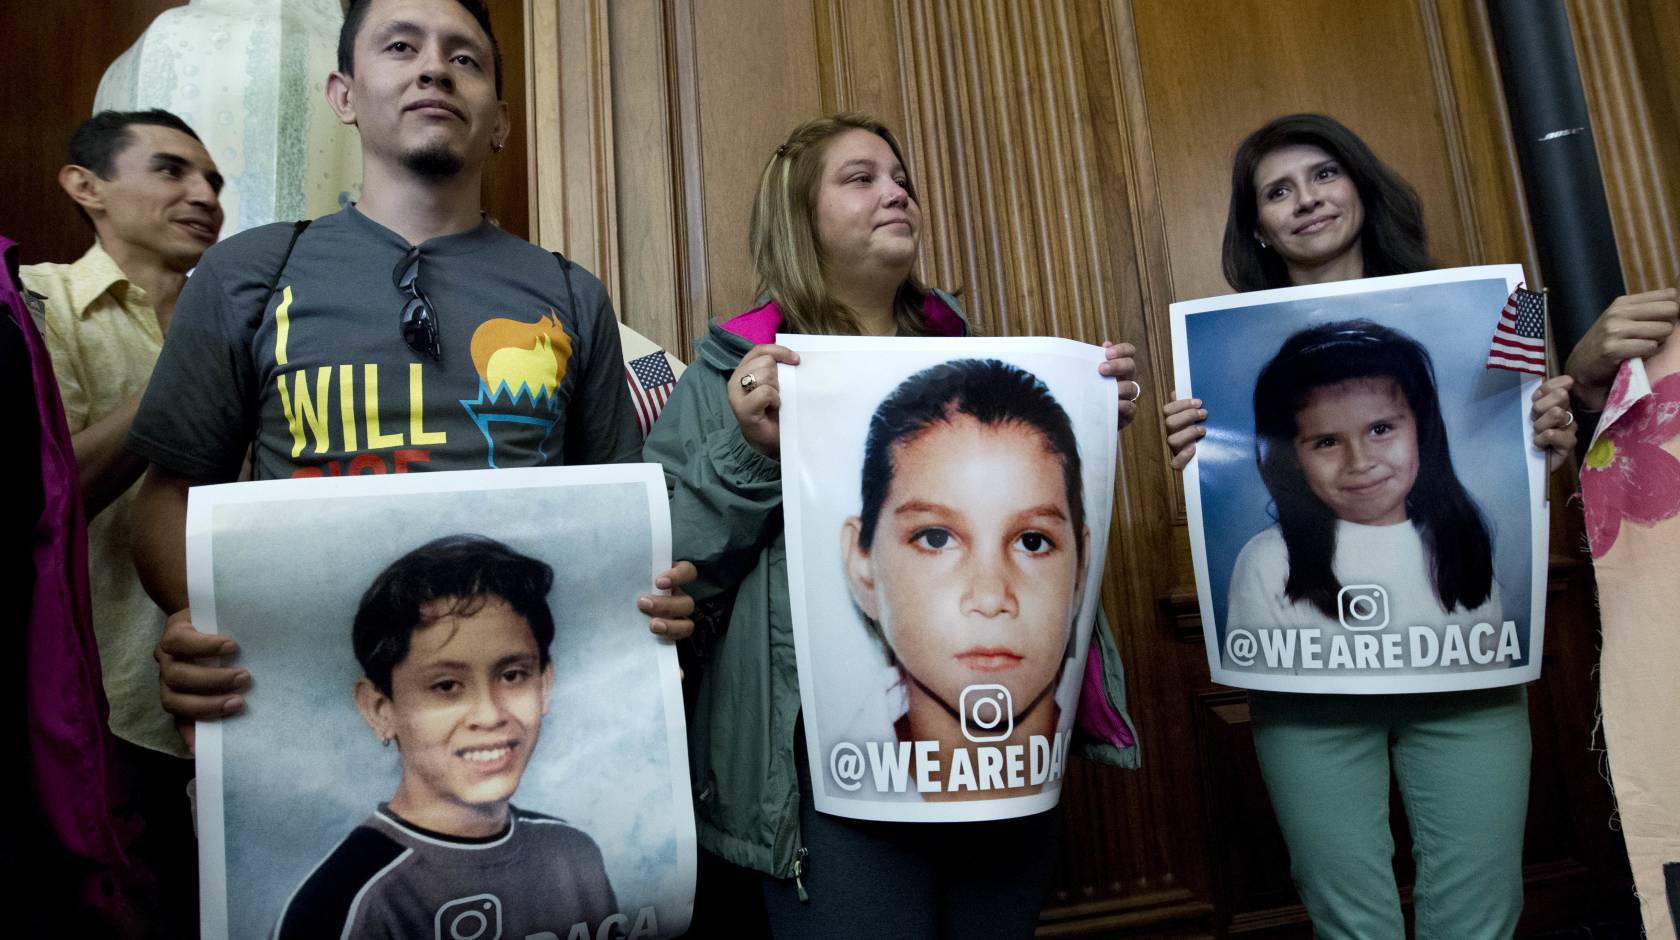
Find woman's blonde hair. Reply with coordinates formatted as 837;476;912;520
748;113;932;336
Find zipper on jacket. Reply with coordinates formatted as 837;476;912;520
793;846;810;903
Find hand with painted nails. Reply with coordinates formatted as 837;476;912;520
639;560;698;640
155;606;249;754
1163;397;1209;470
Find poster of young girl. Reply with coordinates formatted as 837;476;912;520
187;466;695;940
777;336;1118;822
1171;265;1549;694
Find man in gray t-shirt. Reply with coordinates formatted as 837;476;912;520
129;0;697;755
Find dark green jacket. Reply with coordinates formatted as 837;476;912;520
644;295;1140;878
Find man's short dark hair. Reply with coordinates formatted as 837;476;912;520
68;109;202;179
353;534;554;696
338;0;504;97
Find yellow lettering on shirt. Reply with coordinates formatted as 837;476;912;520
338;364;358;451
409;363;447;446
277;368;331;456
274;286;293;366
364;363;404;449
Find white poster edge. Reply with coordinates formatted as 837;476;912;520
187;464;696;938
1168;266;1549;694
777;335;1116;822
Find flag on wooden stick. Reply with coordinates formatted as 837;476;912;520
1486;284;1547;376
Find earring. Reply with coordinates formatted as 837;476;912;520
492;141;504;154
381;735;392;748
1258;237;1269;249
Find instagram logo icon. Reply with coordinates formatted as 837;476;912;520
1337;584;1390;631
960;685;1013;743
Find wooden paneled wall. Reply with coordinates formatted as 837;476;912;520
1569;0;1680;294
524;2;1642;936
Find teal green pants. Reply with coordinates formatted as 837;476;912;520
1248;686;1530;940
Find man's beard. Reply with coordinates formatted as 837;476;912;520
402;143;465;179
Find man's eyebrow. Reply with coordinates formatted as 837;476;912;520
151;152;225;195
369;19;421;45
369;19;487;57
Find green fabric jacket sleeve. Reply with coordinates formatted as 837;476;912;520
643;361;784;602
1075;607;1142;768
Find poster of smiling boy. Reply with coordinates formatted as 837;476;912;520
188;466;694;940
778;336;1118;822
1170;265;1549;694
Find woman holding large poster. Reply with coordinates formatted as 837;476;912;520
1162;114;1576;939
644;113;1140;938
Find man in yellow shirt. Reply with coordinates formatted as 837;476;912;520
21;108;222;935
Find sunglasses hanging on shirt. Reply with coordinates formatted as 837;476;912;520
393;246;441;361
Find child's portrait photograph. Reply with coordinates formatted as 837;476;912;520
187;466;695;940
1170;266;1549;694
777;336;1118;823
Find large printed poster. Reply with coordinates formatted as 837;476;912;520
1170;266;1548;694
778;336;1118;822
188;466;695;940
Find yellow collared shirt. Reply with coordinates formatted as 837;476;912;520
23;244;186;758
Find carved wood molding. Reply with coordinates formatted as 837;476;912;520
1567;0;1680;294
525;0;621;304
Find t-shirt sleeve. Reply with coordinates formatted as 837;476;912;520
561;269;640;466
126;248;256;482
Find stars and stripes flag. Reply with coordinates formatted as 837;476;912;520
1485;284;1547;376
625;351;678;437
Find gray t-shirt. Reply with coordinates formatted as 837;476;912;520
129;206;639;480
273;804;618;940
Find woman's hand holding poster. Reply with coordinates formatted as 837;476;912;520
188;466;695;940
1170;265;1549;694
777;336;1118;822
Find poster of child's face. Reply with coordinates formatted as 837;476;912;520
188;466;695;940
1169;266;1549;694
777;336;1118;822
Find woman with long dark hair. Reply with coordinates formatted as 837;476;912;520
1164;113;1576;939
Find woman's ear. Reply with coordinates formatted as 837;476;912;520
353;677;394;745
840;517;880;620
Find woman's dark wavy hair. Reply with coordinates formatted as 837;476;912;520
353;534;554;696
1253;320;1492;619
1223;113;1436;291
854;359;1086;663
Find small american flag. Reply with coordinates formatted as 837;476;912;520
1485;285;1547;376
625;351;677;437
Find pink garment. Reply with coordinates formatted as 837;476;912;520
1581;342;1680;938
719;291;968;344
6;235;130;904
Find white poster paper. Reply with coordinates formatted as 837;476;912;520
1170;266;1549;693
778;336;1118;822
189;465;695;939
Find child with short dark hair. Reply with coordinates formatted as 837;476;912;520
275;534;617;940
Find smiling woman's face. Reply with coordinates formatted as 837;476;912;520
844;415;1083;723
1252;143;1366;274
